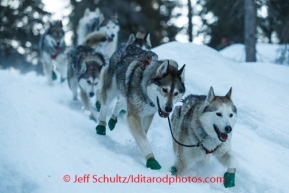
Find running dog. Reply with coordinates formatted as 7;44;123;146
170;87;238;188
96;45;186;170
67;31;106;120
77;8;119;61
39;20;67;85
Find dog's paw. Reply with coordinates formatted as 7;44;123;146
223;172;235;188
95;101;101;112
96;125;106;135
146;158;161;170
169;166;178;175
60;77;66;83
108;118;117;131
90;116;97;122
52;71;57;81
120;109;126;114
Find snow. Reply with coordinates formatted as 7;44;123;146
1;42;289;193
220;43;281;63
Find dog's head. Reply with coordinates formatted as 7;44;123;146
199;87;238;142
78;60;103;98
147;60;186;118
47;20;64;44
98;14;119;42
127;31;152;50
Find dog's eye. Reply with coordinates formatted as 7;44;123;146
174;92;178;96
87;80;91;84
216;112;222;117
162;88;168;93
230;113;233;117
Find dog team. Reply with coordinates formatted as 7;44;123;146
39;7;238;188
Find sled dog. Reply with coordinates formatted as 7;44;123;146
96;45;186;170
67;31;106;120
170;87;238;188
77;8;119;61
39;20;67;85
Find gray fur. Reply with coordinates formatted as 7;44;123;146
171;87;238;175
97;45;186;164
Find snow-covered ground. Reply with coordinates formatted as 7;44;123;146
1;42;289;193
220;43;281;64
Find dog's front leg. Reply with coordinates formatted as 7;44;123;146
215;149;237;188
127;112;161;170
80;89;97;121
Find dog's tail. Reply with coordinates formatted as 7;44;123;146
82;31;107;47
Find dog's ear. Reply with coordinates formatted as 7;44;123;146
145;33;152;48
206;86;215;103
95;7;101;16
178;64;185;83
84;8;90;17
99;13;105;25
154;60;168;78
127;33;136;44
225;87;232;99
81;62;87;73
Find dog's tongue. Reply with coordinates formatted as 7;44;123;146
107;38;113;42
220;133;228;141
159;110;169;118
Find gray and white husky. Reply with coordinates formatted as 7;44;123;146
67;31;106;120
170;87;238;188
39;20;67;85
96;44;186;170
77;8;119;61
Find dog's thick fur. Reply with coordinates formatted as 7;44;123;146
67;31;106;120
39;20;67;85
96;44;186;169
171;87;238;175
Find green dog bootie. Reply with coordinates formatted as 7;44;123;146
60;77;66;83
90;116;97;122
96;125;106;135
120;109;126;114
170;166;178;175
146;157;161;170
224;172;235;188
108;117;117;131
52;71;57;81
95;101;101;112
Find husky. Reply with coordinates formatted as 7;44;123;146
94;31;152;111
123;30;152;50
67;31;106;120
95;14;119;61
170;87;238;188
77;8;119;61
96;44;186;170
39;20;67;85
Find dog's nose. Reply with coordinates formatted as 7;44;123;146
225;126;232;133
111;34;115;38
165;106;172;113
56;42;60;46
89;92;94;97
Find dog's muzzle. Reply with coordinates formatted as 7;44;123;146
156;97;170;118
107;34;115;42
214;124;228;142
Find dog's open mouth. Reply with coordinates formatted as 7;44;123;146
214;124;228;142
107;37;113;42
158;109;169;118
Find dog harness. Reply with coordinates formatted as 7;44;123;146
168;102;220;154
